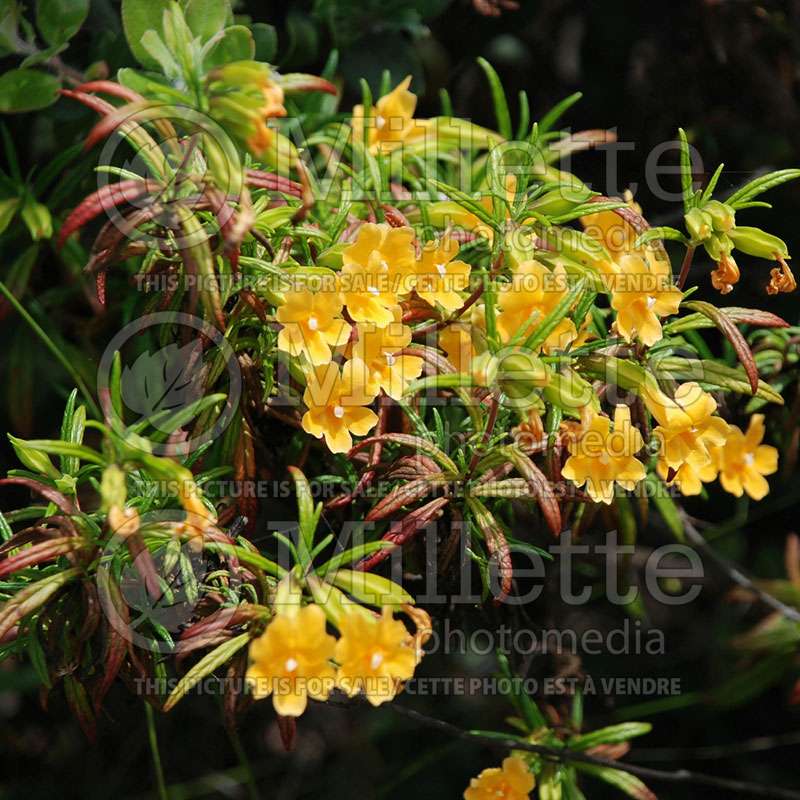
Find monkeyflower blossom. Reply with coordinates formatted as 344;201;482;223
339;224;416;326
645;381;729;470
335;607;417;706
351;76;428;153
276;283;350;366
496;261;577;353
609;254;682;346
350;317;423;399
205;61;287;156
561;405;646;504
411;234;471;312
657;457;719;496
246;604;336;717
439;322;476;374
464;757;535;800
302;359;378;453
714;414;778;500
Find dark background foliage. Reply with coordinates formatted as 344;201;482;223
1;1;799;799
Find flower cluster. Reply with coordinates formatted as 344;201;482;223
246;601;427;716
277;222;475;453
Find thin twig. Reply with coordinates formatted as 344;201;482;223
676;245;696;289
377;700;800;800
681;511;800;624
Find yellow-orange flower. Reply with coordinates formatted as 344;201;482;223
246;604;336;717
276;283;350;366
334;607;417;706
496;261;577;353
657;457;719;496
715;414;778;500
339;224;416;326
351;76;428;153
464;757;535;800
645;382;729;470
411;234;471;312
609;254;682;346
302;359;378;453
351;317;423;399
439;322;476;373
561;405;646;504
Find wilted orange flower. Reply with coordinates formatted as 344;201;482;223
339;224;416;326
276;283;350;366
302;359;378;453
464;757;535;800
561;405;646;504
411;234;471;312
766;258;796;295
335;607;417;706
246;604;336;717
609;254;682;346
710;251;740;295
496;260;577;352
351;76;428;153
715;414;778;500
351;317;423;399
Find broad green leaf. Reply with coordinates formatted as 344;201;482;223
251;22;277;63
0;68;59;112
121;0;170;69
183;0;228;43
202;24;255;72
36;0;88;45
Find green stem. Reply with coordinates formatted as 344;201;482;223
228;726;260;800
145;703;168;800
0;280;100;419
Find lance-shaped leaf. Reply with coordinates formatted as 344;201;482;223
64;674;96;741
573;764;657;800
315;541;395;576
348;433;459;473
288;466;320;566
329;569;413;607
365;475;454;522
523;278;585;351
0;567;82;640
725;168;800;207
277;73;337;95
0;477;80;515
504;447;561;536
466;497;511;602
358;497;451;571
244;168;304;198
657;356;783;404
685;301;758;394
163;631;252;711
0;537;89;578
57;179;160;249
569;722;652;751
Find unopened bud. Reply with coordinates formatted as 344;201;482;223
728;226;789;260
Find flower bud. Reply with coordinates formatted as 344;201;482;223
702;231;733;262
20;201;52;241
684;207;712;241
470;351;499;388
703;200;736;232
